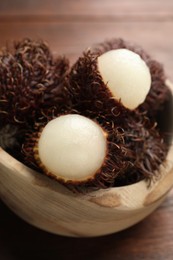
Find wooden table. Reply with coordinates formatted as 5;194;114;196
0;1;173;259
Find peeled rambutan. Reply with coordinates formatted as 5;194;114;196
67;38;170;120
92;38;171;118
21;112;168;192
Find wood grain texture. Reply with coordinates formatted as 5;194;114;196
1;193;173;260
0;0;173;17
0;0;173;259
0;22;173;80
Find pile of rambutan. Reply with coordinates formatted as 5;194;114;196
0;38;172;192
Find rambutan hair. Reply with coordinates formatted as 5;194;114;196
0;38;70;127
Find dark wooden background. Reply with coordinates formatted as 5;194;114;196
0;1;173;259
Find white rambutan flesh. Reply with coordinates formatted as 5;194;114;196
97;48;151;109
37;114;107;182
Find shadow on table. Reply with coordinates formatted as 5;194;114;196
0;199;172;260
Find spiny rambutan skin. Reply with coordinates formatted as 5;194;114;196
64;39;170;190
22;120;128;190
21;115;130;190
0;124;21;150
0;124;27;161
67;38;170;122
0;38;170;192
0;38;70;127
67;50;129;122
21;112;168;192
91;38;173;145
115;114;168;186
91;38;171;118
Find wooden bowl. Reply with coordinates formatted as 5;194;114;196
0;81;173;237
